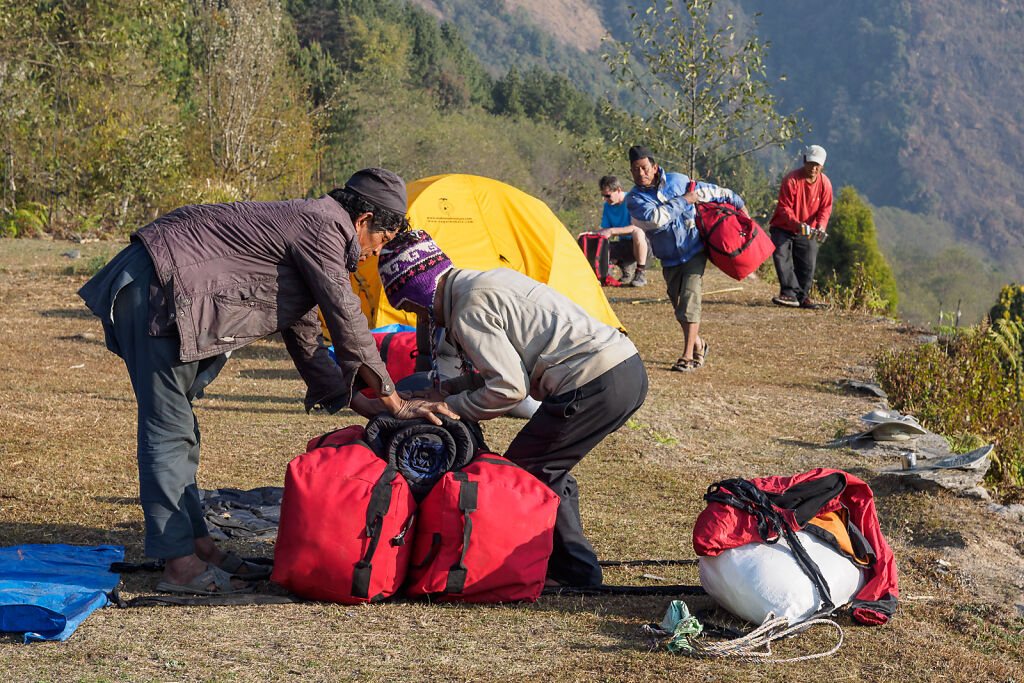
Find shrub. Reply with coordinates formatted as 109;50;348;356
1;202;49;238
876;325;1024;488
989;283;1024;324
816;186;898;314
818;262;893;316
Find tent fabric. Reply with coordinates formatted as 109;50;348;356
0;544;124;642
348;174;624;332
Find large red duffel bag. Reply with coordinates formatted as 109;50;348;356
404;454;559;603
688;181;774;281
271;426;417;604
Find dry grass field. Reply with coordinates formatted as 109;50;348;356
1;239;1023;681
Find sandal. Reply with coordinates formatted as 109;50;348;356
155;564;255;596
694;340;710;368
220;551;272;580
670;357;696;372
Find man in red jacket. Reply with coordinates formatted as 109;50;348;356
768;145;834;309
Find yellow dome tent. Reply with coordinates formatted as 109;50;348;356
345;173;624;332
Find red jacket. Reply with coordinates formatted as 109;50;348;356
769;168;833;233
692;468;898;626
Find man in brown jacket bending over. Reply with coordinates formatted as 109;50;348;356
79;168;456;596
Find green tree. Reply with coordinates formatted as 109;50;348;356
187;0;317;200
817;186;899;314
602;0;803;178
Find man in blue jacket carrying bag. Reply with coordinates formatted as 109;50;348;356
625;145;748;372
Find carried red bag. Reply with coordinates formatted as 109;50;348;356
271;426;417;604
688;181;774;280
404;454;559;603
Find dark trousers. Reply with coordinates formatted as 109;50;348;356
503;354;648;587
111;267;227;559
770;226;820;301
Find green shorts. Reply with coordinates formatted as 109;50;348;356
663;252;708;324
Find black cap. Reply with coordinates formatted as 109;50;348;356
343;168;407;215
628;145;654;163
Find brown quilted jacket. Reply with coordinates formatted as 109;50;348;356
134;195;393;411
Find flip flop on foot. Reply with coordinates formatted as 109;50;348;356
220;551;272;580
156;564;255;596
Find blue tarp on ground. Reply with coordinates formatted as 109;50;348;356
0;544;124;643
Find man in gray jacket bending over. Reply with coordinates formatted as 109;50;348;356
79;169;456;596
377;230;648;588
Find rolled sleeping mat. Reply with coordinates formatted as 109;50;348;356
364;414;477;501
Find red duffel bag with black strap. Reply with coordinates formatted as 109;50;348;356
271;426;417;604
688;180;774;281
404;454;559;603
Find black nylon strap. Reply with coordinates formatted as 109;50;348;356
473;456;519;467
351;466;397;599
542;584;706;597
378;332;398;362
445;472;477;594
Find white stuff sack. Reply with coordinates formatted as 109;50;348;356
698;530;866;625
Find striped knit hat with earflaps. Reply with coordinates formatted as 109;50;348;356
377;230;454;313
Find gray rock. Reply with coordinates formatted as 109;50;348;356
987;503;1024;522
829;430;951;462
845;379;888;398
877;463;988;495
958;486;992;502
62;250;81;259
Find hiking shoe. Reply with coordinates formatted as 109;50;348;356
800;298;823;310
772;294;800;307
629;270;648;287
621;262;637;284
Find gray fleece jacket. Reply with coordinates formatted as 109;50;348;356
439;268;638;421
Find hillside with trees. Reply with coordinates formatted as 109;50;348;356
409;0;1024;325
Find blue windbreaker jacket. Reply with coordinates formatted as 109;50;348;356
626;170;745;268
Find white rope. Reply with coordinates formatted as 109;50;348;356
645;613;845;664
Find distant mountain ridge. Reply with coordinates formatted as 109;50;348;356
407;0;1024;290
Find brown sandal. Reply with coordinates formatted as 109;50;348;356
693;340;710;367
670;357;696;372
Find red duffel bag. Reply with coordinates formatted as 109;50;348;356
688;181;774;281
271;426;417;604
404;454;560;603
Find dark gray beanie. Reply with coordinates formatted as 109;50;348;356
344;168;408;215
628;146;655;163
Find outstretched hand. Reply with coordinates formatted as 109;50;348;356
393;398;460;425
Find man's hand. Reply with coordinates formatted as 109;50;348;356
393;398;460;425
682;190;699;204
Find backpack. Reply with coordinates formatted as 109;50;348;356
404;454;560;603
692;468;898;626
576;232;621;286
688;181;774;281
271;426;417;604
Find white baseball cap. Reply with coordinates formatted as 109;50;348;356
804;145;827;166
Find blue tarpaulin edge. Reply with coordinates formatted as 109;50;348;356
0;544;124;643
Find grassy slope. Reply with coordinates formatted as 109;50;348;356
1;240;1022;680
